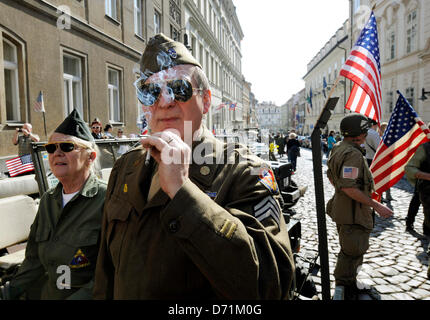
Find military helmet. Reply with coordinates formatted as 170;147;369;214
340;114;373;137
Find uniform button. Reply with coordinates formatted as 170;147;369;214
53;236;59;242
168;219;180;233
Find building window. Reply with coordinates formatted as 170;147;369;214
406;87;415;107
199;43;203;66
154;10;161;34
191;36;196;58
169;0;181;25
63;54;83;117
3;38;21;122
105;0;118;20
108;68;121;122
353;0;360;13
134;0;143;37
387;91;394;113
406;10;417;54
170;25;180;41
387;31;396;60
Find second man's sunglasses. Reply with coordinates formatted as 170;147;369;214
44;141;88;154
136;79;203;107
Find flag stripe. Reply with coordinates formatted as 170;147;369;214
345;84;375;120
5;155;35;177
370;92;430;198
340;68;381;117
345;47;382;97
339;12;382;123
370;127;424;174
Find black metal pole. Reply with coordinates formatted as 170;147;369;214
311;96;339;300
311;128;331;300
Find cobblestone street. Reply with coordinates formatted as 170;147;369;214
286;147;430;300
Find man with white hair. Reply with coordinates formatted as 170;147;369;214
94;34;295;300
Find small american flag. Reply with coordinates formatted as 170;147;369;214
229;103;237;110
370;91;430;199
340;11;382;124
141;116;148;135
5;154;35;177
33;91;45;113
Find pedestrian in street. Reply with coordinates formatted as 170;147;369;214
326;114;393;300
0;109;107;300
364;119;380;167
327;131;336;158
287;132;300;172
93;33;295;300
276;133;286;158
405;187;421;233
12;122;40;156
405;139;430;237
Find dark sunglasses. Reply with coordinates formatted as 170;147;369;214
92;126;100;129
136;79;203;106
44;141;89;154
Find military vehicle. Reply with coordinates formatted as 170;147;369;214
1;135;316;299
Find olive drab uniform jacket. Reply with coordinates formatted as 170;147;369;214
9;174;107;299
93;126;295;300
326;140;375;230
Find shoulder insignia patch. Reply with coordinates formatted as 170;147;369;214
253;196;281;225
343;166;359;179
69;249;90;269
258;167;279;194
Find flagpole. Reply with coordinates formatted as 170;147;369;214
41;91;47;140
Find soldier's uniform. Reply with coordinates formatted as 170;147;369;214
326;114;374;297
93;127;295;299
405;142;430;279
1;110;107;300
7;174;106;299
327;140;374;288
405;142;430;236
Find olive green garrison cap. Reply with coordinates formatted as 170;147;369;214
54;109;94;142
139;33;202;77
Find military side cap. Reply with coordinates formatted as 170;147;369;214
139;33;202;77
54;109;94;142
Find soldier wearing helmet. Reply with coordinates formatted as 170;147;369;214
326;113;393;300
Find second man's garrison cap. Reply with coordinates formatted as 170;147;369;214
139;33;202;77
54;109;94;142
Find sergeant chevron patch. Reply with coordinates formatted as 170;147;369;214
253;196;281;225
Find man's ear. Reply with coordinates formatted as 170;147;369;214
89;151;97;162
202;90;212;114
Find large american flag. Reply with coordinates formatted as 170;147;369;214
370;92;430;198
33;91;45;113
5;154;35;177
340;11;382;124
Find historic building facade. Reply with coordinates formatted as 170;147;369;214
183;0;245;133
0;0;184;157
367;0;430;123
256;101;282;132
302;0;430;137
303;20;351;135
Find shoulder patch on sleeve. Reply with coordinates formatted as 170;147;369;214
343;166;359;179
254;196;281;225
258;167;279;194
